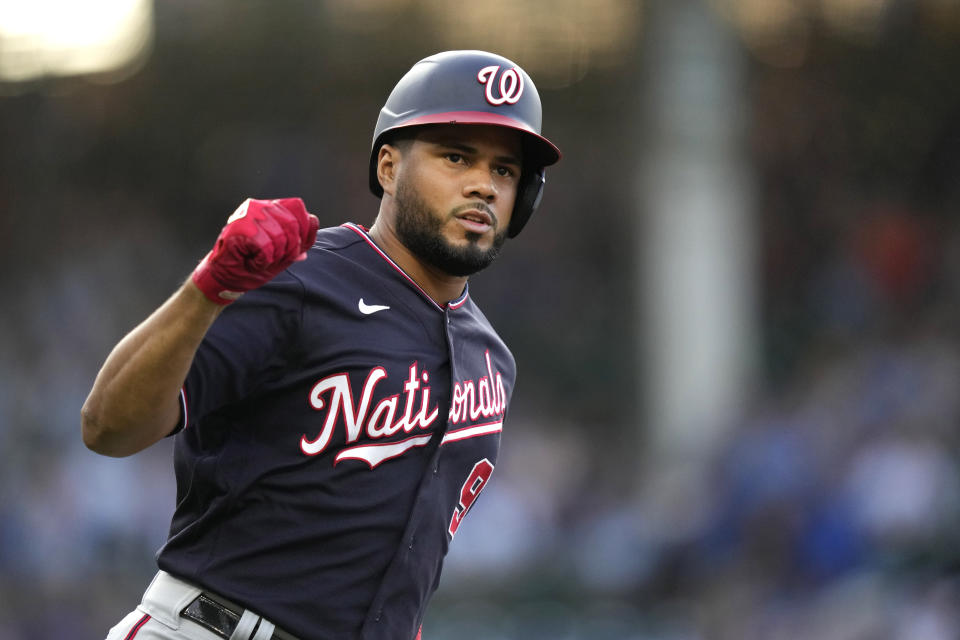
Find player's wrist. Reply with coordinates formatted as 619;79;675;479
191;254;245;306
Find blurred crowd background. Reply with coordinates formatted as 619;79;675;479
2;1;959;639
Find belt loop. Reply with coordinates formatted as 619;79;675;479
228;610;260;640
140;571;203;630
251;619;275;640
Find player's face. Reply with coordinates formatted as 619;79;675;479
393;125;522;277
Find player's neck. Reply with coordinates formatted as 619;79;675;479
368;222;467;306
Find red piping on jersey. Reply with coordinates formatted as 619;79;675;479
448;294;469;310
342;223;469;311
124;614;151;639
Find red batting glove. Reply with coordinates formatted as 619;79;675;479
192;197;320;305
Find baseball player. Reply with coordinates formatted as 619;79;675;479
82;50;560;640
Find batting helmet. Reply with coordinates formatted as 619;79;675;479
369;50;561;237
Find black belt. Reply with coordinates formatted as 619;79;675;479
181;593;298;640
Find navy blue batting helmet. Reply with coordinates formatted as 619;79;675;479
369;50;561;237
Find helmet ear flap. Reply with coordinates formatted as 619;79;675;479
507;167;545;238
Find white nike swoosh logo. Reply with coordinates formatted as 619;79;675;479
358;298;391;315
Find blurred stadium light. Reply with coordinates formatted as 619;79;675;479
324;0;643;89
0;0;152;83
709;0;960;66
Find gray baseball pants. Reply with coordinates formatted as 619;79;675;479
104;571;280;640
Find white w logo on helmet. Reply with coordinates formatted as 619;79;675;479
477;65;524;106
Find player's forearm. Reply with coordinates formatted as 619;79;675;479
81;279;224;457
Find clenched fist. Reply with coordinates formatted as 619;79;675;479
192;198;320;305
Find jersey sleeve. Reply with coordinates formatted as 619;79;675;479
174;271;305;432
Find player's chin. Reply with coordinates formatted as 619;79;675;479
447;221;496;246
448;232;497;255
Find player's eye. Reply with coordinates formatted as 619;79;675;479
445;153;464;164
495;166;515;178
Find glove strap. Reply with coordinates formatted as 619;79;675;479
191;255;244;305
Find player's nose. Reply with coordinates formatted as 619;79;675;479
461;164;498;202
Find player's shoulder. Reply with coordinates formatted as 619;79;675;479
310;223;368;252
290;223;370;274
235;224;369;308
284;222;378;285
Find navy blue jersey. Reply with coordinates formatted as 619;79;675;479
157;224;516;640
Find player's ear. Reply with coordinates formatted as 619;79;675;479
377;144;401;197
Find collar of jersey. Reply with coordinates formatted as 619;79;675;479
342;223;470;312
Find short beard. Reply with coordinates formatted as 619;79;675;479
394;179;507;277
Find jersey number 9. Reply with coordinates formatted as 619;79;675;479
448;459;495;538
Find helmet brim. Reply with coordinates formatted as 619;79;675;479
369;111;561;197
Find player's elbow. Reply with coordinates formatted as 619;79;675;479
81;402;137;457
81;407;115;456
81;393;176;457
